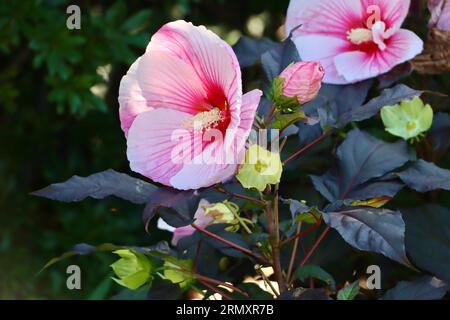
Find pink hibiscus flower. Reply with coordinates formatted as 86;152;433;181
286;0;423;84
119;21;262;190
157;199;213;246
428;0;450;30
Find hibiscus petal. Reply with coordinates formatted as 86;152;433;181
118;57;152;136
235;89;262;149
172;226;195;246
288;0;364;39
127;108;198;186
334;29;423;83
136;50;208;115
149;20;242;115
362;0;410;32
120;21;243;137
286;0;316;35
169;90;262;190
292;35;351;84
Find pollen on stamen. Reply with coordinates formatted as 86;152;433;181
182;108;223;132
347;28;373;45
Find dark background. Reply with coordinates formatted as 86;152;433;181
0;0;448;299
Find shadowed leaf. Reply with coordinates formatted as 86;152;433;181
383;276;447;300
398;160;450;192
143;188;199;230
40;241;170;273
278;288;331;300
339;84;422;126
31;169;157;204
261;37;299;81
303;80;372;129
429;112;450;153
203;224;251;258
233;36;276;67
404;205;450;281
295;264;336;290
311;129;409;201
323;208;413;268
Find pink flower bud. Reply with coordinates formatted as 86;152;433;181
279;61;324;105
428;0;450;30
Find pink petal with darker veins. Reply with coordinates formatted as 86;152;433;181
334;29;423;83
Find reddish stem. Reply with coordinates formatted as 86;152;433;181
269;188;287;293
194;273;249;298
192;224;267;263
283;130;331;165
287;221;302;284
299;226;330;267
197;279;232;300
280;218;323;246
265;104;276;127
214;187;265;205
192;239;203;272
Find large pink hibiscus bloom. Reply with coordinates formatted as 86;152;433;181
119;21;262;190
286;0;423;84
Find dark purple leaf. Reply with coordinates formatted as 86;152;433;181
404;205;450;282
41;241;170;271
261;37;300;81
398;160;450;192
378;63;412;89
143;188;199;229
311;129;409;201
303;80;372;128
323;208;413;268
233;36;276;68
383;276;448;300
339;84;422;127
203;224;251;258
31;169;157;204
429;112;450;153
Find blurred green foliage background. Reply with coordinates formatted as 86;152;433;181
0;0;289;299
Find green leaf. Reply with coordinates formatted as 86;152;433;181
337;280;359;300
270;77;300;112
271;110;305;130
110;249;154;290
163;258;195;290
295;264;336;290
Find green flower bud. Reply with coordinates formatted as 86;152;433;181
110;249;153;290
204;203;235;224
380;97;433;141
163;258;194;290
236;144;283;191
